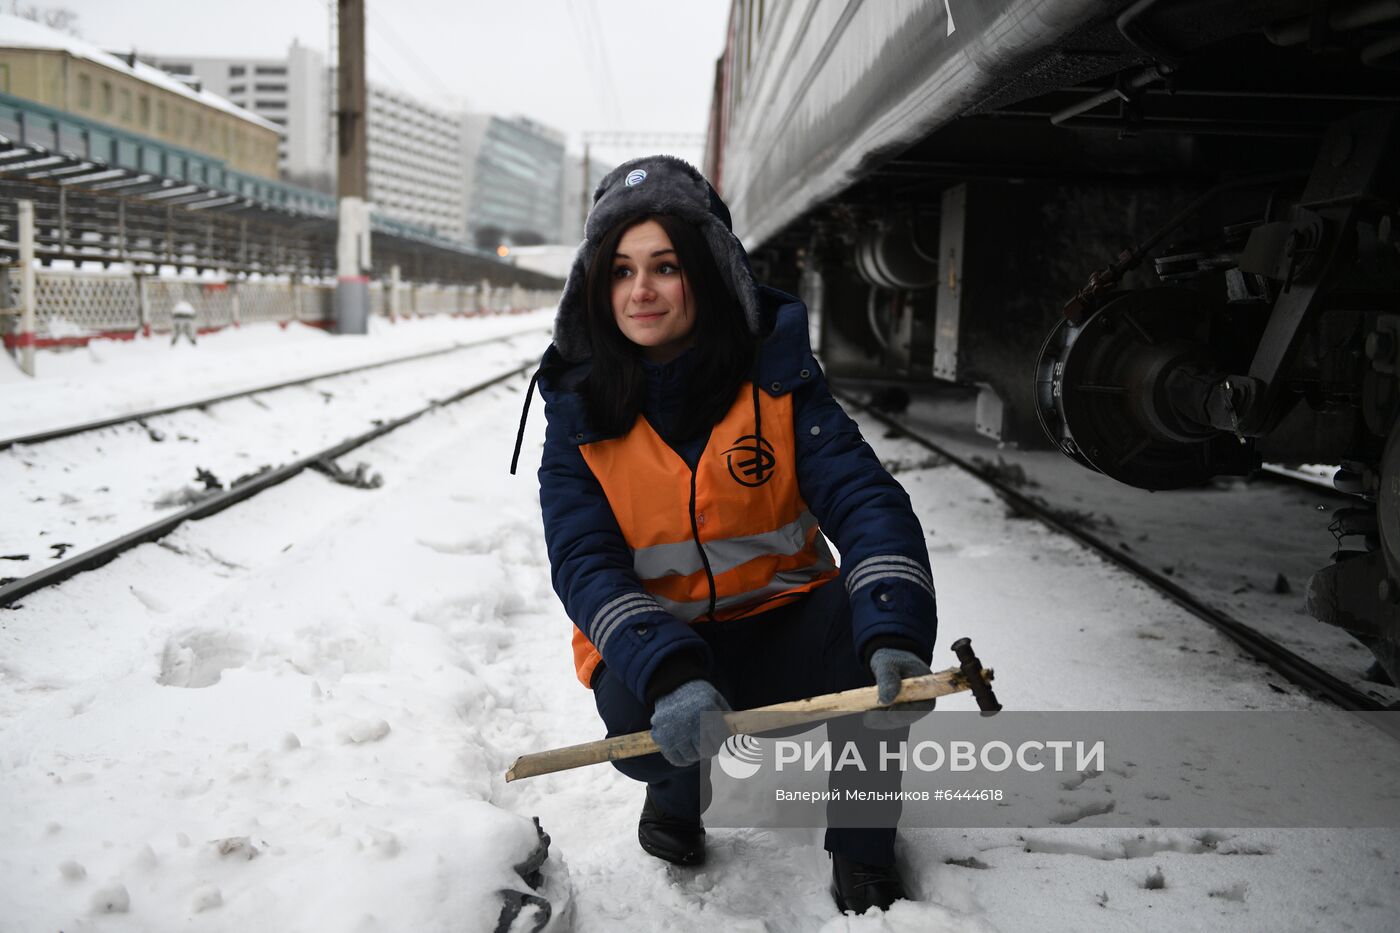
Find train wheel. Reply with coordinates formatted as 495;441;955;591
1036;289;1258;489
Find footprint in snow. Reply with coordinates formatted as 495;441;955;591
157;629;252;688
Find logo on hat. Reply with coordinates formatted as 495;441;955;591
724;434;776;487
716;734;764;780
625;169;648;187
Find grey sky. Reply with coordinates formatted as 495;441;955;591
59;0;731;161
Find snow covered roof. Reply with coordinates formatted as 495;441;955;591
0;14;281;135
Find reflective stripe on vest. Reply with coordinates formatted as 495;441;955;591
570;383;838;686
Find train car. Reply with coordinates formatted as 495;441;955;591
705;0;1400;683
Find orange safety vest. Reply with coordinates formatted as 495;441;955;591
571;383;838;686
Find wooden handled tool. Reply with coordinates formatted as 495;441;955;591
504;639;998;782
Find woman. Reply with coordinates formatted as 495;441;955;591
522;156;937;915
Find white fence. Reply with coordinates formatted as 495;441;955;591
1;267;559;366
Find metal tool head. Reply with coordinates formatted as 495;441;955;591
951;637;1002;715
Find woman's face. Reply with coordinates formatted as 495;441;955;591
610;220;696;363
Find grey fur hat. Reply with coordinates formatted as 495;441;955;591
552;155;762;362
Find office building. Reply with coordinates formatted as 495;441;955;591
461;114;566;250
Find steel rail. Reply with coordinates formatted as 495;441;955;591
0;326;548;451
1259;462;1345;493
834;389;1394;716
0;362;533;608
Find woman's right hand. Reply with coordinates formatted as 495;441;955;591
649;680;732;767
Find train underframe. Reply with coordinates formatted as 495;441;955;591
747;32;1400;686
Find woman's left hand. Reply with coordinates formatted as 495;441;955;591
869;647;933;706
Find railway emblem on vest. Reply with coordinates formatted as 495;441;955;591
724;435;776;487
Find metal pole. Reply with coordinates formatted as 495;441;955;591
136;272;150;337
57;187;67;260
388;263;400;322
117;199;127;262
334;0;371;335
18;199;35;376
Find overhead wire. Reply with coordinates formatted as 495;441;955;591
581;0;623;125
314;0;446;108
365;2;460;105
567;0;620;129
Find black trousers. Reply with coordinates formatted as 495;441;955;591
591;579;907;865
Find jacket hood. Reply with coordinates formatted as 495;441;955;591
552;155;763;363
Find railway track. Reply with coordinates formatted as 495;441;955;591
835;389;1396;718
1258;462;1344;493
8;356;1386;720
0;359;535;608
0;326;549;451
2;328;546;579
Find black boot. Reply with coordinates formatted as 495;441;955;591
830;852;906;914
638;793;705;866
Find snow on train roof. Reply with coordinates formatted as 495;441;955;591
0;14;281;134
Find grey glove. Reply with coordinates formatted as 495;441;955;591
870;647;933;706
649;680;733;767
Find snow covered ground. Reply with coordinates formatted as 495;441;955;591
0;313;552;438
894;390;1400;709
2;322;548;577
1;318;1397;932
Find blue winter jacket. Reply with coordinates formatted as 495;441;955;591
536;286;937;703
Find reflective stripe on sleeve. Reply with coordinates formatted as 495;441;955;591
844;554;936;600
590;591;666;657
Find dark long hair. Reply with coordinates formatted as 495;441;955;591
582;213;757;439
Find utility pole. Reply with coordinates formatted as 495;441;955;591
334;0;370;334
17;199;35;376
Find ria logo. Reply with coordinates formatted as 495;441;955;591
716;734;764;780
723;435;776;487
625;169;648;187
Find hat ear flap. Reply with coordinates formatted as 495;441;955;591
554;242;595;362
701;225;764;338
